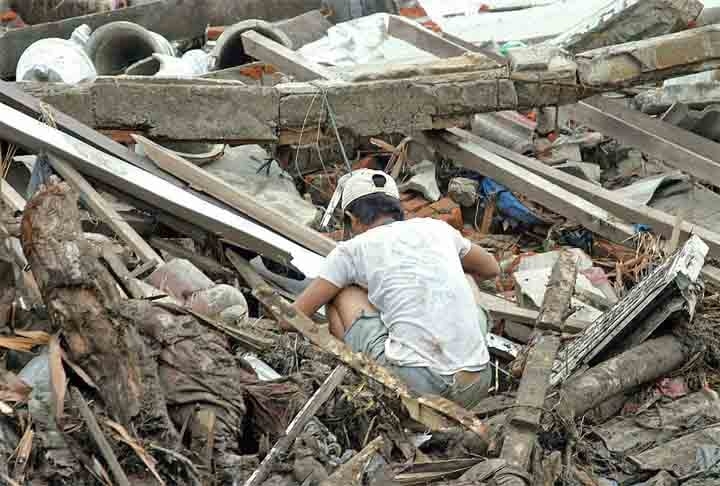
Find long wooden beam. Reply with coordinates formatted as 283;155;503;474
563;96;720;187
431;131;637;244
241;31;335;81
454;128;720;259
134;135;336;256
0;101;326;277
440;128;720;287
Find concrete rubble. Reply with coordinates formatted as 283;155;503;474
3;1;720;486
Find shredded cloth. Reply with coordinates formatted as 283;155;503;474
319;218;490;374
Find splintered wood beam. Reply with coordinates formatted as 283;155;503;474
71;387;132;486
500;251;575;476
386;15;469;59
225;249;490;441
241;30;335;81
242;365;348;486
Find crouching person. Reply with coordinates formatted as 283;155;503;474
294;169;500;409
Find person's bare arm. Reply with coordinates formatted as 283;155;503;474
287;278;342;331
462;244;500;281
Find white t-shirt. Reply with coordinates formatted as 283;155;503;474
319;218;490;374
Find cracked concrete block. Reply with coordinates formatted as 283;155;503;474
635;81;720;114
577;24;720;88
399;160;441;202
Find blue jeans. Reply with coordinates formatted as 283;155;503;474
344;312;491;409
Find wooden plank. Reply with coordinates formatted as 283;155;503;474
431;130;637;244
48;156;164;266
134;135;336;256
225;249;490;441
242;365;347;486
0;101;328;277
387;15;469;58
564;96;720;187
536;250;577;331
0;0;208;79
456;128;720;255
148;237;235;280
453;128;720;286
241;31;336;81
501;253;573;471
71;387;132;486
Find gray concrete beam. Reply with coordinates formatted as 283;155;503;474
15;25;720;143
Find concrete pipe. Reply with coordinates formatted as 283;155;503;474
9;0;113;25
211;20;293;70
86;21;175;75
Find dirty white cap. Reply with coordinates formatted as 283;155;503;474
340;169;400;211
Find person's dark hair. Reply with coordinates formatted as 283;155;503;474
346;193;405;225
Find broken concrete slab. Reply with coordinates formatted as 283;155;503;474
0;0;208;79
593;390;720;454
635;81;720;114
398;160;441;202
202;145;320;228
18;25;720;140
448;177;479;207
575;24;720;88
546;0;702;53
